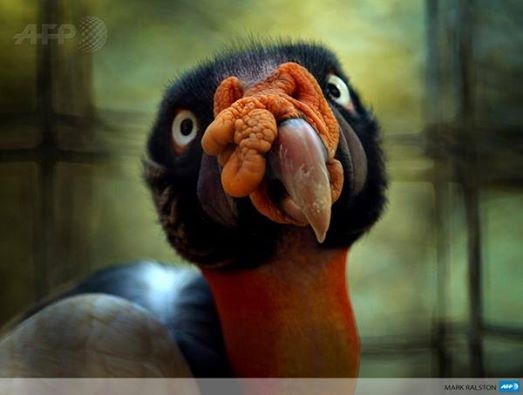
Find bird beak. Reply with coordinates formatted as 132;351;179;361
267;118;332;242
201;62;344;243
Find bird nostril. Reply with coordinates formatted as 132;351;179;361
266;178;287;205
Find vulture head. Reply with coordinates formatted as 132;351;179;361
145;41;387;270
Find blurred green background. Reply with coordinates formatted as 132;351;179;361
0;0;521;377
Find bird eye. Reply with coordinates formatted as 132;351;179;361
171;110;198;152
326;74;352;108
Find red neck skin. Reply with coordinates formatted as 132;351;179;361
201;231;359;379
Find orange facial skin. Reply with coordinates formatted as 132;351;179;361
201;62;343;226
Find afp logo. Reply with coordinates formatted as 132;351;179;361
499;380;520;393
13;16;107;53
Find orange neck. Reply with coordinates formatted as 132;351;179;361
202;238;359;378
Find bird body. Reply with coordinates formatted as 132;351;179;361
0;293;194;377
1;261;230;377
0;40;386;381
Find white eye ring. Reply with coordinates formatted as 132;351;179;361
326;74;352;107
171;110;198;150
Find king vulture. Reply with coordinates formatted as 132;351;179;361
0;41;387;379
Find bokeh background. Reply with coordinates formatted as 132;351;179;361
0;0;522;377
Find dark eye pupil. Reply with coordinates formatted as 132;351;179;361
327;83;341;99
180;118;194;136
